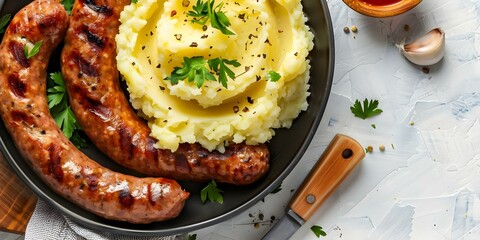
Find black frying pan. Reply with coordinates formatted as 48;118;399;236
0;0;334;236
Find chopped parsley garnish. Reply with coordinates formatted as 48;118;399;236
188;0;209;24
188;234;197;240
131;0;138;3
266;70;281;82
165;56;215;88
350;98;383;120
0;14;12;34
208;57;240;88
311;225;327;238
24;41;43;59
61;0;75;15
165;56;240;88
200;180;224;204
187;0;235;35
47;72;87;148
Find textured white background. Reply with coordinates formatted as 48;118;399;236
195;0;480;239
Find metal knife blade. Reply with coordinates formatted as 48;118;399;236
262;209;304;240
261;134;365;239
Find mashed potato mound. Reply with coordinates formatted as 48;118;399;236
116;0;313;152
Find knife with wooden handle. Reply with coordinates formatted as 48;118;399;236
262;134;365;239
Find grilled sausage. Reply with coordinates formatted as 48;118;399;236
0;0;189;224
60;0;270;185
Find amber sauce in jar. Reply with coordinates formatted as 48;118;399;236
362;0;401;5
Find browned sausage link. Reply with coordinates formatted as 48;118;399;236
61;0;270;185
0;0;188;224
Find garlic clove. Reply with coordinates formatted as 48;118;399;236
396;28;445;66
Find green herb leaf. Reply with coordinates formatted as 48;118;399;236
70;130;87;148
53;107;76;139
188;234;197;240
47;73;66;109
188;0;209;24
0;14;12;34
311;225;327;238
165;56;215;88
61;0;75;15
200;180;224;204
187;0;234;35
266;70;281;82
166;56;240;88
371;123;376;129
350;98;383;120
24;40;43;59
208;58;240;88
47;72;87;149
210;1;234;35
47;91;64;109
131;0;138;3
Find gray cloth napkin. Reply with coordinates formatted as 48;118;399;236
25;200;177;240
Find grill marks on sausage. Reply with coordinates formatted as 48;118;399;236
117;124;133;159
208;147;234;161
38;15;58;31
145;137;159;161
83;0;112;15
9;41;29;68
86;97;112;120
10;110;34;125
71;52;99;77
196;148;209;159
87;174;99;191
8;73;26;98
119;189;134;208
80;25;104;49
48;144;64;181
174;153;191;174
147;184;156;206
67;48;113;122
71;84;113;121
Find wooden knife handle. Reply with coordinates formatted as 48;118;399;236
289;134;365;221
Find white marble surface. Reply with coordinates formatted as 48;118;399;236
194;0;480;239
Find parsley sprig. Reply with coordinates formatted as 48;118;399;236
311;225;327;238
187;0;235;35
47;72;87;148
24;41;43;59
350;98;383;120
165;56;240;88
166;56;215;88
61;0;75;15
266;70;281;82
208;57;240;88
200;180;224;204
0;14;12;34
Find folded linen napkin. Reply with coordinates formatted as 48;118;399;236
25;200;177;240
